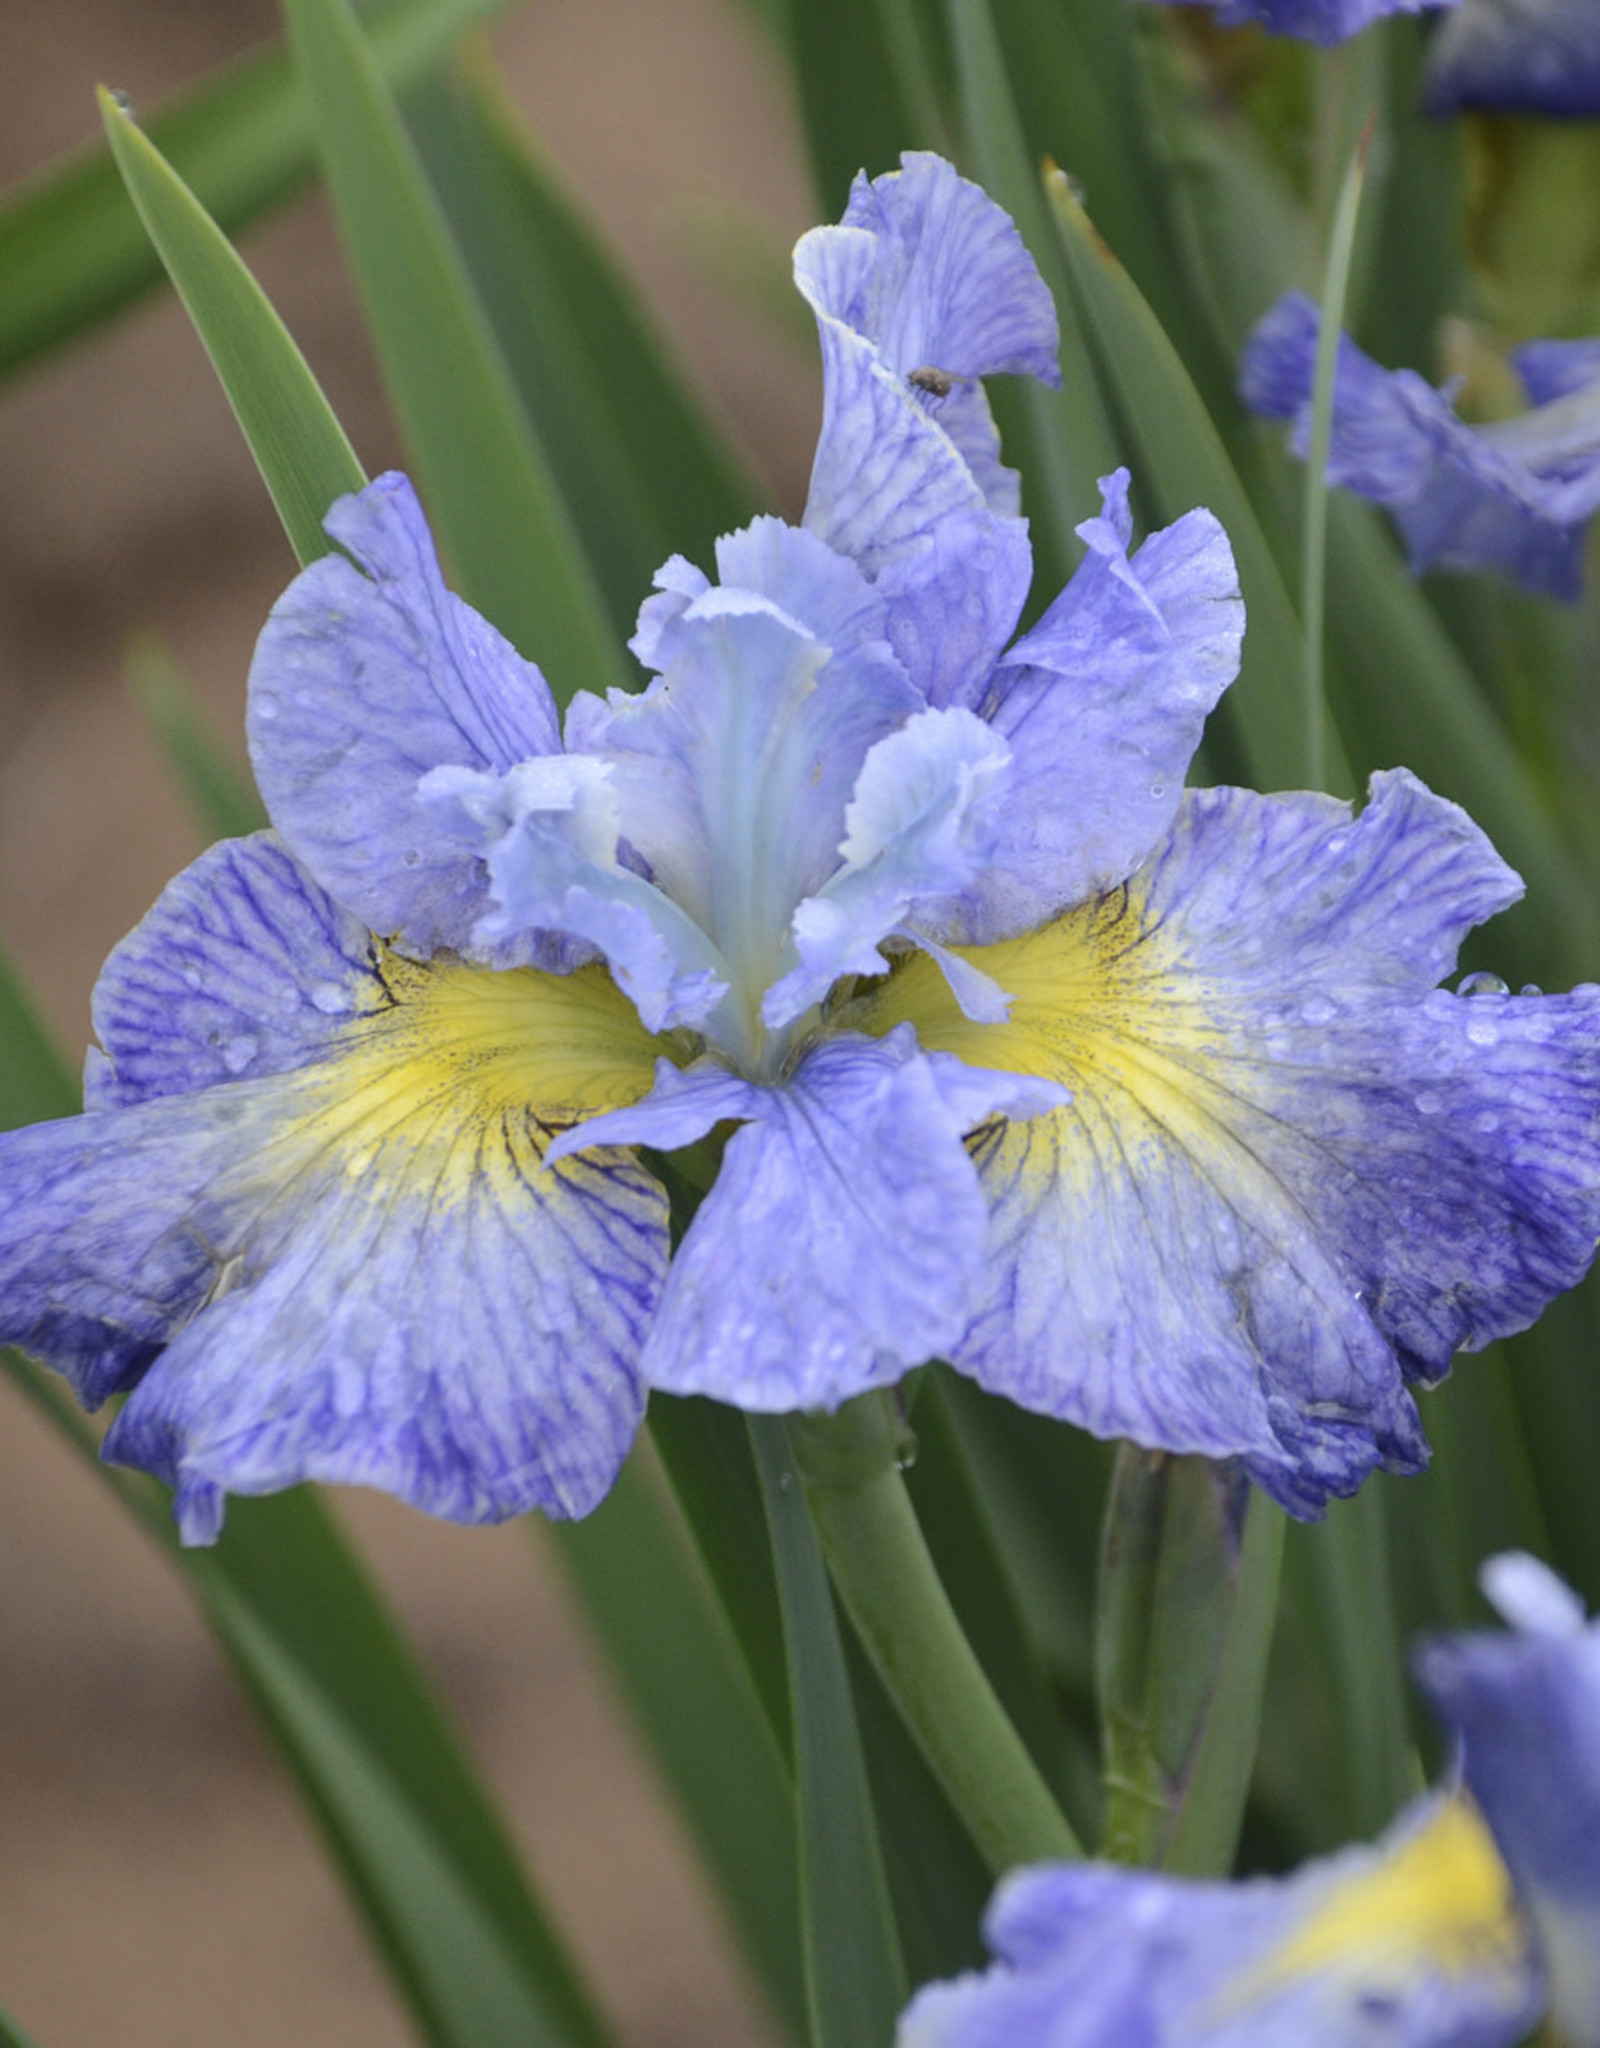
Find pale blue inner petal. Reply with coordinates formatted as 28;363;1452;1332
763;706;1014;1027
421;759;729;1036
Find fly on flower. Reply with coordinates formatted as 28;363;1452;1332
2;152;1599;1542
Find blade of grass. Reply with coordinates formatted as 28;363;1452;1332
0;988;614;2048
546;1455;805;2042
1302;117;1374;793
752;1417;906;2048
100;86;365;567
402;55;758;641
0;947;78;1128
128;633;268;842
946;0;1121;580
0;0;512;381
1043;164;1336;795
0;2003;43;2048
280;0;626;699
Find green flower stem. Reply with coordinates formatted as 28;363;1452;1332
790;1393;1081;1874
1095;1447;1286;1876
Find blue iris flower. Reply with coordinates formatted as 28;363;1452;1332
1425;0;1600;116
900;1554;1600;2048
1418;1553;1600;2040
2;154;1599;1542
1144;0;1455;49
1243;292;1600;598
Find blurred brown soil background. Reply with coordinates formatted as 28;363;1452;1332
0;4;823;2041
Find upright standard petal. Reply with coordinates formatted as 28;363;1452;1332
796;154;1059;709
1425;0;1600;116
0;835;668;1539
552;1027;1064;1413
1146;0;1450;45
898;1795;1540;2047
248;472;564;962
1242;295;1600;599
763;706;1014;1028
860;772;1600;1516
951;473;1243;945
1416;1556;1600;2044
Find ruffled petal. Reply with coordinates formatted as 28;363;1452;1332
0;836;669;1538
1425;0;1600;116
585;522;918;931
898;1795;1540;2047
1242;296;1600;600
561;558;919;1055
559;1026;1061;1412
763;706;1013;1027
946;472;1243;944
248;472;563;962
796;154;1057;709
87;832;378;1109
421;757;729;1035
861;772;1600;1517
1416;1557;1600;2042
1513;338;1600;409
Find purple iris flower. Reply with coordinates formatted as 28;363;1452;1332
2;154;1599;1542
1417;1553;1600;2041
897;1791;1541;2045
1425;0;1600;116
1144;0;1453;50
1242;292;1600;599
898;1556;1600;2046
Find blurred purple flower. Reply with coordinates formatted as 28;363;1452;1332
1243;291;1600;598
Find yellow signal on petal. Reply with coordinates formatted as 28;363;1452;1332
1269;1797;1527;1980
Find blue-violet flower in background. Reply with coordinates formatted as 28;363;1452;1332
1145;0;1453;50
899;1552;1600;2047
1425;0;1600;117
2;154;1599;1542
1242;290;1600;598
1418;1551;1600;2042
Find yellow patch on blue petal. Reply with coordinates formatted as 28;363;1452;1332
852;885;1235;1141
358;949;665;1122
253;950;667;1198
1241;1797;1528;1999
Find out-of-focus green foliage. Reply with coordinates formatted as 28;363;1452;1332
5;0;1600;2040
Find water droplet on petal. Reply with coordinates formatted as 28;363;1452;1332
222;1033;258;1074
310;980;352;1015
403;848;423;868
182;967;203;991
1458;971;1509;998
1521;983;1543;998
1149;783;1166;800
1466;1015;1500;1047
1476;1110;1501;1135
256;697;279;722
1414;1089;1443;1115
1300;995;1336;1026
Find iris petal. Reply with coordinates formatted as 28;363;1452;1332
898;1795;1539;2047
0;835;667;1539
946;472;1243;944
248;472;564;962
1242;296;1600;600
555;1027;1062;1412
1417;1560;1600;2044
796;153;1059;709
1425;0;1600;116
862;772;1600;1516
